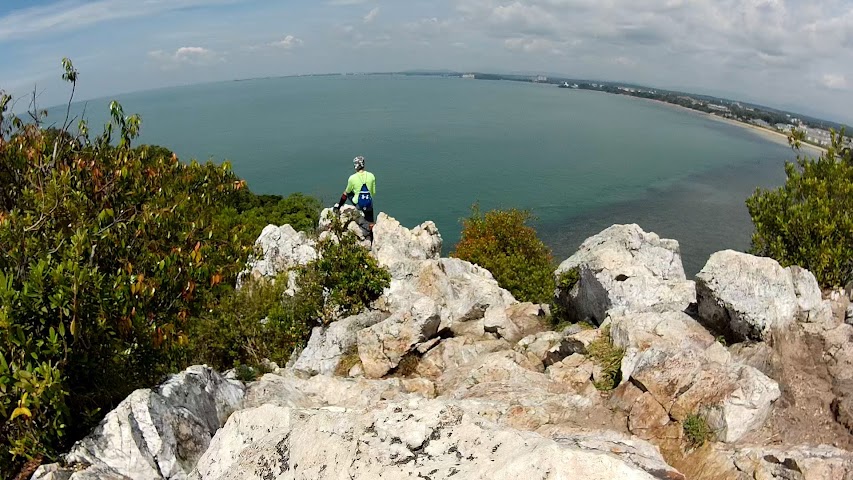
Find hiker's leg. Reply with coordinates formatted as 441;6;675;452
364;209;375;234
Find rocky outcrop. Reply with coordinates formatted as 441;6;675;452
33;366;244;480
610;310;780;443
36;219;853;480
696;250;834;342
554;224;695;325
318;205;372;249
357;296;442;378
291;310;388;376
371;212;442;277
238;224;316;288
191;399;681;480
679;443;853;480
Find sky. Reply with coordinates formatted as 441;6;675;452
1;0;852;124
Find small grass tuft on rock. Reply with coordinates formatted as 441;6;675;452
683;413;713;447
335;349;362;377
587;326;624;391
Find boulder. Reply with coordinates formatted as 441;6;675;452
515;331;577;368
317;206;372;249
555;224;695;325
486;302;548;343
376;256;518;338
415;336;511;384
696;250;802;342
190;399;680;480
357;297;441;378
237;224;316;288
680;444;853;480
35;366;244;480
291;310;387;376
371;212;442;278
610;310;779;443
546;353;596;391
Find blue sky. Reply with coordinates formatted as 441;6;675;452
2;0;853;124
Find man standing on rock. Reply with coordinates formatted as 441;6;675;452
335;155;376;231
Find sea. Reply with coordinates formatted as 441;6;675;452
52;74;806;276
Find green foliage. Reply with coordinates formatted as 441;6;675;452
587;326;624;391
299;213;391;324
747;129;853;287
683;413;713;447
556;268;580;291
187;274;313;372
452;205;555;303
215;191;321;247
0;61;322;476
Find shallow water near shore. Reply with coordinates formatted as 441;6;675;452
55;74;801;276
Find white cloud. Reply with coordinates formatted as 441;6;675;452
0;0;245;41
364;7;380;23
504;37;563;54
148;46;222;68
270;35;304;49
821;74;848;90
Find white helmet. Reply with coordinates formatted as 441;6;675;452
353;155;365;171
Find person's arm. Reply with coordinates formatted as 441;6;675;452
334;191;348;210
369;175;376;197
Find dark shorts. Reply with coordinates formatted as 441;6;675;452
361;208;375;223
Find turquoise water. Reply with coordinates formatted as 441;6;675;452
57;75;799;275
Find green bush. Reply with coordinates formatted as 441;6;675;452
215;191;321;247
747;130;853;287
451;205;555;303
0;61;323;476
298;213;391;324
187;274;313;372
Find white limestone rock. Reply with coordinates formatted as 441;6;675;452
190;400;680;480
36;366;244;480
238;224;316;288
356;297;441;378
555;224;695;325
291;310;387;376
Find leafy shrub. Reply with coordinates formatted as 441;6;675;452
556;268;580;291
587;326;624;391
215;191;321;247
452;205;555;303
187;274;313;372
683;413;713;446
747;130;853;287
0;61;322;476
298;213;391;324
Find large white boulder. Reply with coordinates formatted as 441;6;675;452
33;366;244;480
371;212;442;278
237;224;316;288
696;251;832;342
555;224;695;324
371;214;523;340
190;399;681;480
357;297;442;378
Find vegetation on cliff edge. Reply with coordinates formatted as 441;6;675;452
0;60;328;477
747;129;853;288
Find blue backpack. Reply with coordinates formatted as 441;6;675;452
356;183;372;210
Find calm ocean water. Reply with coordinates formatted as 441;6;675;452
56;75;800;275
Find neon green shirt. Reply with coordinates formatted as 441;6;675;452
346;171;376;198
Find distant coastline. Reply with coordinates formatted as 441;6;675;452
636;96;827;155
